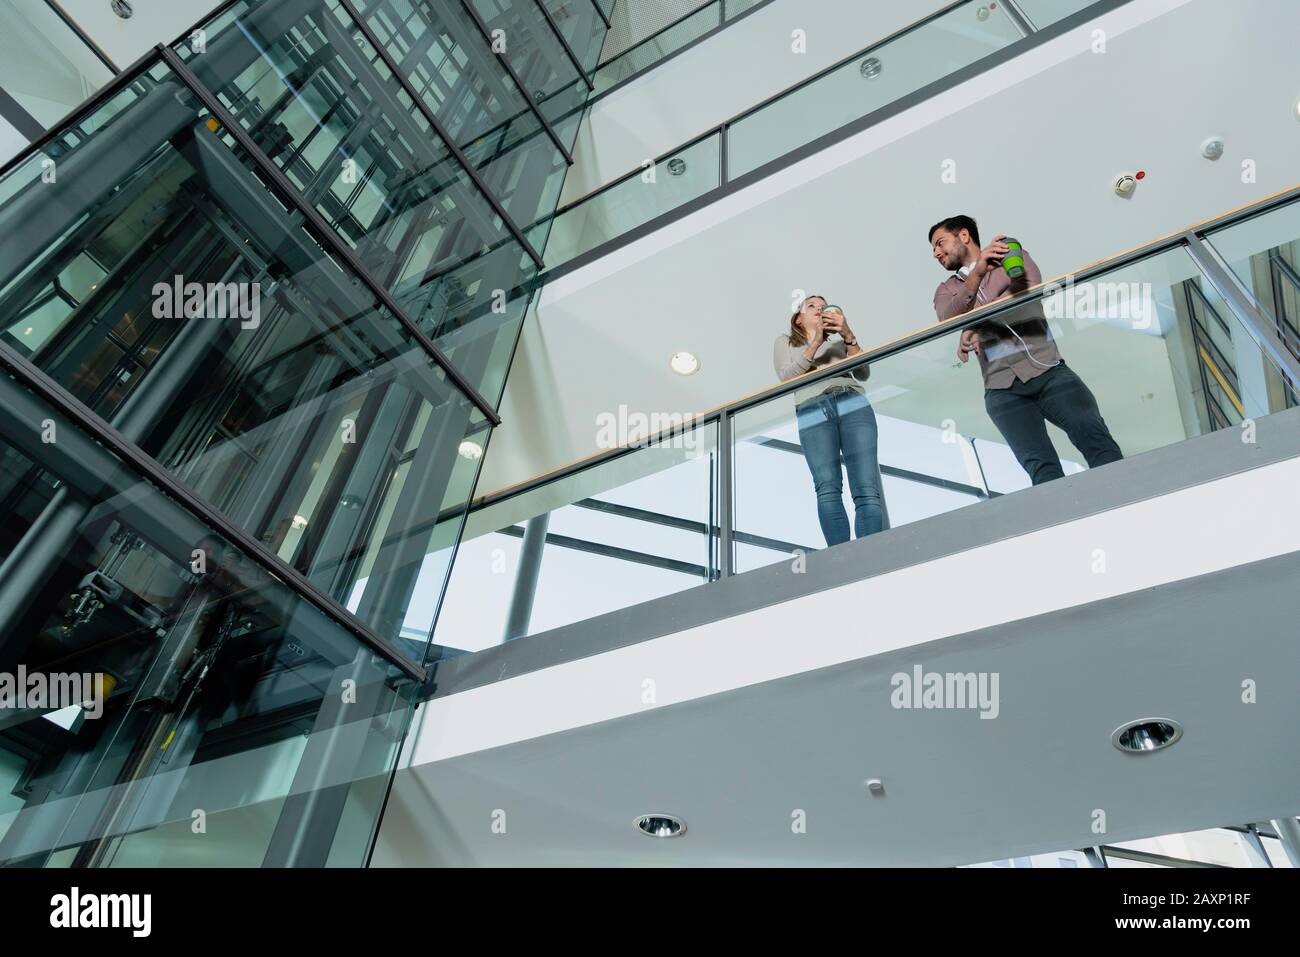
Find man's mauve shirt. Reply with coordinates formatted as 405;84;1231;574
932;246;1061;390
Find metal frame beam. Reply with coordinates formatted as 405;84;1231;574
531;0;596;90
334;0;544;271
457;0;574;165
0;338;427;681
157;44;502;426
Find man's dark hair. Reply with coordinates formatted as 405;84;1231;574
928;215;980;248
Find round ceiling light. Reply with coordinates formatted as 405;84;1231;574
1111;717;1183;754
670;351;700;376
860;57;882;79
634;813;686;838
457;440;484;460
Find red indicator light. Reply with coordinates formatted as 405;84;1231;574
1135;170;1147;180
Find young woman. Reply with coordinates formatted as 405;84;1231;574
773;295;884;546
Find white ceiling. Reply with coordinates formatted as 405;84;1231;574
482;0;1300;495
373;548;1300;866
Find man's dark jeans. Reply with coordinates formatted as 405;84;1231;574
984;362;1123;485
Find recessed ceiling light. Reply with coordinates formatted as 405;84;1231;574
634;813;686;838
1294;94;1300;121
670;351;699;375
1111;717;1183;753
291;514;308;529
458;440;484;460
860;57;882;79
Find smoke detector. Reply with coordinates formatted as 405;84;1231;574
1114;172;1139;198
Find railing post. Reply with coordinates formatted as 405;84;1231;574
1000;0;1038;36
1183;231;1300;393
504;513;551;640
718;410;734;578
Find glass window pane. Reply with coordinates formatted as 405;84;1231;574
0;60;489;659
436;423;717;652
0;0;113;129
0;372;416;867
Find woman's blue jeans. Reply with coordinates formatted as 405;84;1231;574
795;389;884;547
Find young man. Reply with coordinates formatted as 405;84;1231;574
929;215;1122;485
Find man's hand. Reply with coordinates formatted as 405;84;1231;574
957;328;981;363
978;235;1011;271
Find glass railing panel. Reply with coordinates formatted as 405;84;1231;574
1201;199;1300;367
0;0;114;130
592;2;721;93
533;131;720;267
730;244;1297;572
726;2;1023;181
0;60;489;659
0;370;418;867
544;1;1115;271
434;423;717;652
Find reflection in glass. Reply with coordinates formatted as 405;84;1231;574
0;373;416;867
436;423;718;651
0;60;488;658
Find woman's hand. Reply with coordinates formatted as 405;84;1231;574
823;309;856;346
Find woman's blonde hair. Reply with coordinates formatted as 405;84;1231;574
787;294;825;348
